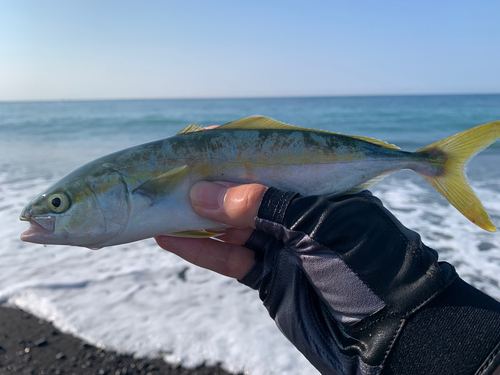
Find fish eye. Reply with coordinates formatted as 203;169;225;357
48;194;70;213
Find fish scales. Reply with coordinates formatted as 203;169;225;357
19;116;500;248
118;130;410;171
110;129;416;198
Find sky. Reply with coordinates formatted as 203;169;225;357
1;0;499;101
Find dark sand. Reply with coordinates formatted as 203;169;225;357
0;306;237;375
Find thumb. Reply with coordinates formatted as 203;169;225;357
190;182;268;228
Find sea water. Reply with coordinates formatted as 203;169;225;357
1;95;499;374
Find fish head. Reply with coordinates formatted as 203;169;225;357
20;163;130;248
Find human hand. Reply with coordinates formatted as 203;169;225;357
155;182;268;279
156;183;500;375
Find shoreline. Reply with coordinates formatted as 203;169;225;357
0;306;237;375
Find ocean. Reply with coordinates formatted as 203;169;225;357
1;95;499;374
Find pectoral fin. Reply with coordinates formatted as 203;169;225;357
133;165;190;201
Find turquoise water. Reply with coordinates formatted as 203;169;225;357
1;94;499;375
2;94;500;148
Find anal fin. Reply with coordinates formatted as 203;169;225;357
343;172;392;195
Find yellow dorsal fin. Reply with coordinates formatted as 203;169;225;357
218;115;300;130
176;123;203;135
218;116;400;150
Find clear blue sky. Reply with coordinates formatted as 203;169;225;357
1;0;499;101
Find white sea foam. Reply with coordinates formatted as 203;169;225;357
372;168;500;300
2;158;499;374
1;97;499;375
0;157;316;374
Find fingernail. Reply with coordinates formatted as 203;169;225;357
190;182;228;210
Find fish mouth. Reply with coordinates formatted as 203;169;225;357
20;215;56;243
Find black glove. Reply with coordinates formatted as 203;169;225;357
240;188;500;375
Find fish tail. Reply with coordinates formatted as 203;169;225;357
416;120;500;232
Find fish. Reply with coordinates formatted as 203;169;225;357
20;116;500;248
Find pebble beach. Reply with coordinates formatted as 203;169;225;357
0;306;235;375
1;96;499;375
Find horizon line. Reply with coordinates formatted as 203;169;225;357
1;91;499;104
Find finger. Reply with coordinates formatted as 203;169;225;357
155;236;255;279
190;182;268;228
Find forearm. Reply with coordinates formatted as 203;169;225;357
241;188;500;375
383;277;500;374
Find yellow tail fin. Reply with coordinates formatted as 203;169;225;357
417;121;500;231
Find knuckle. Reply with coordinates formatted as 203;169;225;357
244;184;267;211
225;184;266;224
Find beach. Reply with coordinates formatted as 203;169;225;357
0;306;234;375
1;96;499;375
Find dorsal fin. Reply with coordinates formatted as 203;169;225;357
218;116;401;150
176;123;203;135
218;115;303;131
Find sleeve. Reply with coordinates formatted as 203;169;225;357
239;188;500;375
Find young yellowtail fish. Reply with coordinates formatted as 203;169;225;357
20;116;500;248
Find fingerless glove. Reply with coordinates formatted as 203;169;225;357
240;188;500;375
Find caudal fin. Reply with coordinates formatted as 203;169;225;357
417;121;500;232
